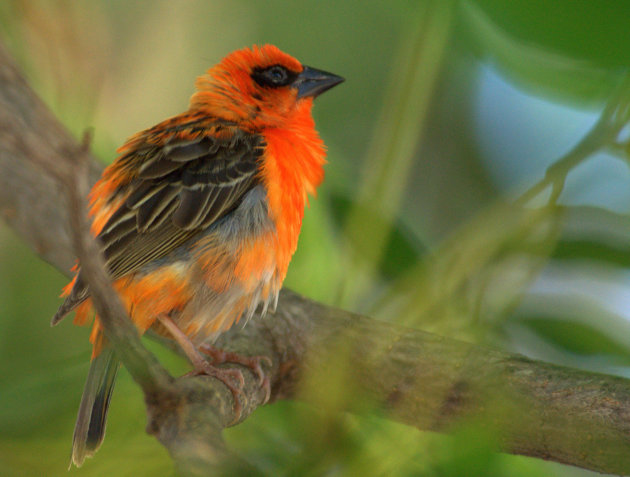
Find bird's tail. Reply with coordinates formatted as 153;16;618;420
71;347;120;468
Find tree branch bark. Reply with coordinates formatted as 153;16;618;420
1;41;630;475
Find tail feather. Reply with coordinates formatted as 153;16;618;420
71;348;120;468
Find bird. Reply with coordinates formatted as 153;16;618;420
51;44;344;467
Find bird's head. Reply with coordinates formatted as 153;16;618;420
190;45;344;129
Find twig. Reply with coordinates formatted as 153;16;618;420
517;73;630;207
58;128;262;476
61;130;173;394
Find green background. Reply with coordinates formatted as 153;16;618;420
1;0;630;475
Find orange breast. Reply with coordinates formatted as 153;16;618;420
259;119;326;282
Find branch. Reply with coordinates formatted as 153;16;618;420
61;131;173;394
2;41;630;475
516;74;630;207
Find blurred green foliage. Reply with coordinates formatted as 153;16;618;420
1;0;629;475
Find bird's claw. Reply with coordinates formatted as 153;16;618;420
199;344;272;404
188;361;245;422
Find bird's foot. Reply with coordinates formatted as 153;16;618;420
199;344;272;405
188;360;246;423
157;314;247;422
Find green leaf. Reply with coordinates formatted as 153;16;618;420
463;1;621;106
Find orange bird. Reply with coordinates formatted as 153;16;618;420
52;44;343;466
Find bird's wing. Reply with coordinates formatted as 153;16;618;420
101;120;263;280
53;118;264;322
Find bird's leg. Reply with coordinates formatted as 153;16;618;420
199;344;272;404
157;315;245;419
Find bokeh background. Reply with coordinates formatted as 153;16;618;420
1;1;630;475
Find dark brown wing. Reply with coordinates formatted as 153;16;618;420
52;120;263;324
102;130;262;279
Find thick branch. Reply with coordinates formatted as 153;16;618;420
2;41;630;475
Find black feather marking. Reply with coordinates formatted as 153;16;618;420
235;159;258;175
141;197;179;230
102;228;139;265
137;158;181;179
100;216;136;240
125;181;167;208
100;206;135;235
171;188;212;229
99;217;137;261
165;139;212;162
136;187;179;232
170;189;201;229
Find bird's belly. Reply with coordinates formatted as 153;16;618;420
147;185;280;343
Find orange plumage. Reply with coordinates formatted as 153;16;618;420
53;44;343;466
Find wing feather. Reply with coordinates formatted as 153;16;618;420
55;118;264;318
135;186;180;232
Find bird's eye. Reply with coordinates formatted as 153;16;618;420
266;66;287;84
251;65;296;88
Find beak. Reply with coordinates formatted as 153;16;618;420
296;66;345;99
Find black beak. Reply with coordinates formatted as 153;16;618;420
296;66;344;99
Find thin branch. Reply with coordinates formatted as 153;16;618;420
516;73;630;207
61;131;172;394
2;40;630;475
